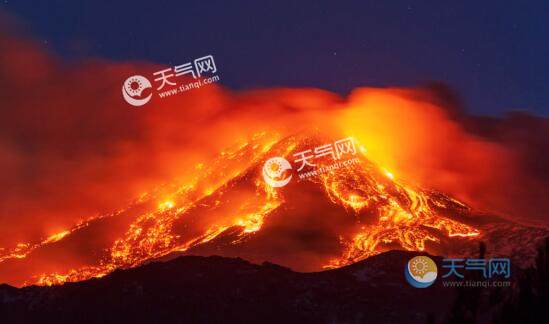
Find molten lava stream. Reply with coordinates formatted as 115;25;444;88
2;132;482;286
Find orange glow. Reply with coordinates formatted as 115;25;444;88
44;230;70;243
6;71;538;288
25;133;284;285
1;31;546;287
158;200;175;211
315;153;480;268
1;130;487;287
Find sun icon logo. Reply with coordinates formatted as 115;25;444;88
262;157;292;187
122;75;152;107
411;258;429;276
405;256;437;288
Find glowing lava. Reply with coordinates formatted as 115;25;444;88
311;146;480;268
1;133;481;286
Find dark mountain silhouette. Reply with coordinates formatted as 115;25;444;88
0;250;458;324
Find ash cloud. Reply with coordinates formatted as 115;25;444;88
0;25;547;252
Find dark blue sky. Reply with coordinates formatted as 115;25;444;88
2;0;548;116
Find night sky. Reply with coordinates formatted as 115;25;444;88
2;0;548;116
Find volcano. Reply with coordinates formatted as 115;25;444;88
0;132;546;287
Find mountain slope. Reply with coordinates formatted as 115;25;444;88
0;132;546;286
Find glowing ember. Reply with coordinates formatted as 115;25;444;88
158;200;175;211
2;133;482;286
25;133;283;286
313;147;480;268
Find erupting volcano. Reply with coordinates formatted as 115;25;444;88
1;6;549;323
1;130;545;287
1;30;547;288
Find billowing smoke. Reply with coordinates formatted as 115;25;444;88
0;23;547;258
338;87;548;225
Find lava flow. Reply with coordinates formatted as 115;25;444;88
33;132;283;286
317;157;480;268
0;131;486;286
